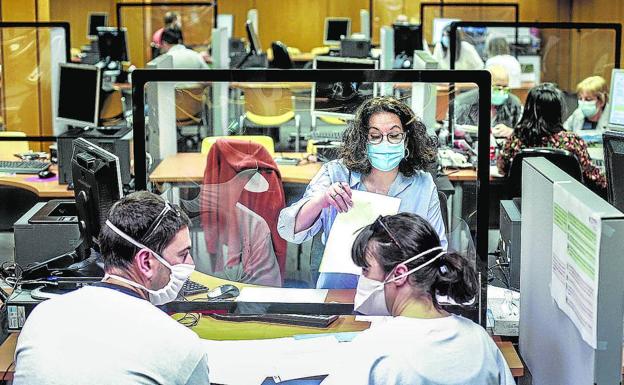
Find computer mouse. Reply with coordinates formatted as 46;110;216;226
38;170;56;179
207;284;240;300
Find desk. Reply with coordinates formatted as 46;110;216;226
149;152;322;185
0;164;73;198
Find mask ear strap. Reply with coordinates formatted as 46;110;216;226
386;251;446;284
105;220;172;269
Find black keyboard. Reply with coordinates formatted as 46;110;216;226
209;313;339;328
182;280;209;296
0;160;51;174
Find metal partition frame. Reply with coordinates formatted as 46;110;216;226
116;1;218;30
448;21;622;70
131;68;492;324
0;22;71;63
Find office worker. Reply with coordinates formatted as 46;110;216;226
564;75;610;134
161;27;209;69
323;213;514;385
152;11;183;50
454;65;522;138
278;96;447;289
484;35;522;88
14;192;210;385
433;25;484;71
497;83;607;191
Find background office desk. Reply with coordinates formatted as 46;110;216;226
0;165;73;199
150;152;322;185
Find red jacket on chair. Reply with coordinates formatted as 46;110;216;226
200;139;287;284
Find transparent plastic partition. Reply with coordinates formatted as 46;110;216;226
138;72;489;331
0;24;69;149
118;3;215;68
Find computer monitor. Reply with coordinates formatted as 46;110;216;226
324;17;351;46
312;56;378;119
97;27;129;62
87;13;108;40
246;20;262;54
393;23;423;56
608;69;624;130
71;137;123;250
603;130;624;212
57;63;101;127
432;18;460;44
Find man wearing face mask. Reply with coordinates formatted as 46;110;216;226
14;191;210;385
278;97;447;290
454;65;522;139
564;75;610;135
323;213;514;385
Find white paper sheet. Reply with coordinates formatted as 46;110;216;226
236;287;328;303
550;182;602;348
319;190;401;274
201;336;341;384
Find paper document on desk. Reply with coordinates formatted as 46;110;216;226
320;190;400;274
202;336;340;384
550;183;601;349
236;287;328;303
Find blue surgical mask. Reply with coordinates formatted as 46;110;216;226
491;89;509;106
441;35;450;48
578;100;598;118
367;141;405;172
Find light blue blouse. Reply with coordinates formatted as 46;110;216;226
277;159;447;249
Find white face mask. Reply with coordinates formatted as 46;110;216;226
354;246;445;315
104;220;194;305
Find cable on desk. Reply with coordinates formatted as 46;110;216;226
0;360;14;381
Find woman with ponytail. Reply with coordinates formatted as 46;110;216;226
323;213;514;385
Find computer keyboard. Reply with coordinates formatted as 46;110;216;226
0;160;51;174
182;280;210;296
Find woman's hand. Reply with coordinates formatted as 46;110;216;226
318;182;353;213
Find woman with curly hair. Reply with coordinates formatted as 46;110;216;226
497;83;607;193
278;96;447;289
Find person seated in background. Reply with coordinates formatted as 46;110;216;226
13;191;210;385
323;213;514;385
563;75;610;134
278;97;447;289
454;65;522;138
497;83;607;192
433;25;484;70
152;11;183;51
484;34;522;88
161;27;209;69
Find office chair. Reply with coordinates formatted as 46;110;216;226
270;41;294;69
201;135;275;156
507;147;583;198
99;90;125;127
239;87;301;151
175;85;208;152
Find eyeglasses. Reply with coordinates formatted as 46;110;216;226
373;215;403;249
141;200;181;242
367;127;406;145
492;86;511;93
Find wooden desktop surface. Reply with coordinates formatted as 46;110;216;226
0;162;73;198
150;153;480;185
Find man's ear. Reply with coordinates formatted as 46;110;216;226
134;249;155;279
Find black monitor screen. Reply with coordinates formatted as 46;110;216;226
71;137;123;249
246;20;262;54
88;13;108;38
58;64;101;126
325;19;350;44
313;58;377;116
393;23;423;56
604;130;624;212
97;27;129;62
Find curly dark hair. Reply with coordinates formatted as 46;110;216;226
516;83;566;146
340;96;437;177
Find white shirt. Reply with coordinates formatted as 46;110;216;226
14;285;210;385
323;315;515;385
166;44;209;69
486;55;523;88
433;41;484;71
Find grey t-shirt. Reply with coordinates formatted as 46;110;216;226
14;286;209;385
